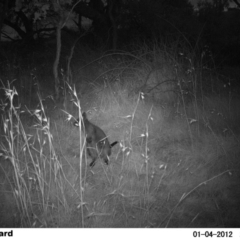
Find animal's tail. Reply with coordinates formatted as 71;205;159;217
110;141;118;148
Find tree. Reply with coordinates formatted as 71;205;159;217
73;0;118;49
0;0;9;42
1;0;55;42
233;0;240;7
51;0;81;99
113;0;194;43
197;0;240;65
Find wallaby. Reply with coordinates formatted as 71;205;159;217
74;112;118;167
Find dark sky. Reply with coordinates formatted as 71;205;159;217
190;0;237;9
190;0;198;8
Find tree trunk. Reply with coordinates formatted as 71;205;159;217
53;19;63;100
107;0;118;50
52;0;81;99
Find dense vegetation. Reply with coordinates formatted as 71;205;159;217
0;0;239;228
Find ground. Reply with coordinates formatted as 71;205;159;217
0;44;239;228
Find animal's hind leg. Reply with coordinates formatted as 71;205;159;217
88;149;97;167
87;146;98;167
97;141;109;165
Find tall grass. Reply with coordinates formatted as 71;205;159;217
0;82;71;226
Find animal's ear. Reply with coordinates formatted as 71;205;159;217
82;112;87;119
74;112;86;127
73;118;79;127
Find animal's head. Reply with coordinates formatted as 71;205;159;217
73;112;87;128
